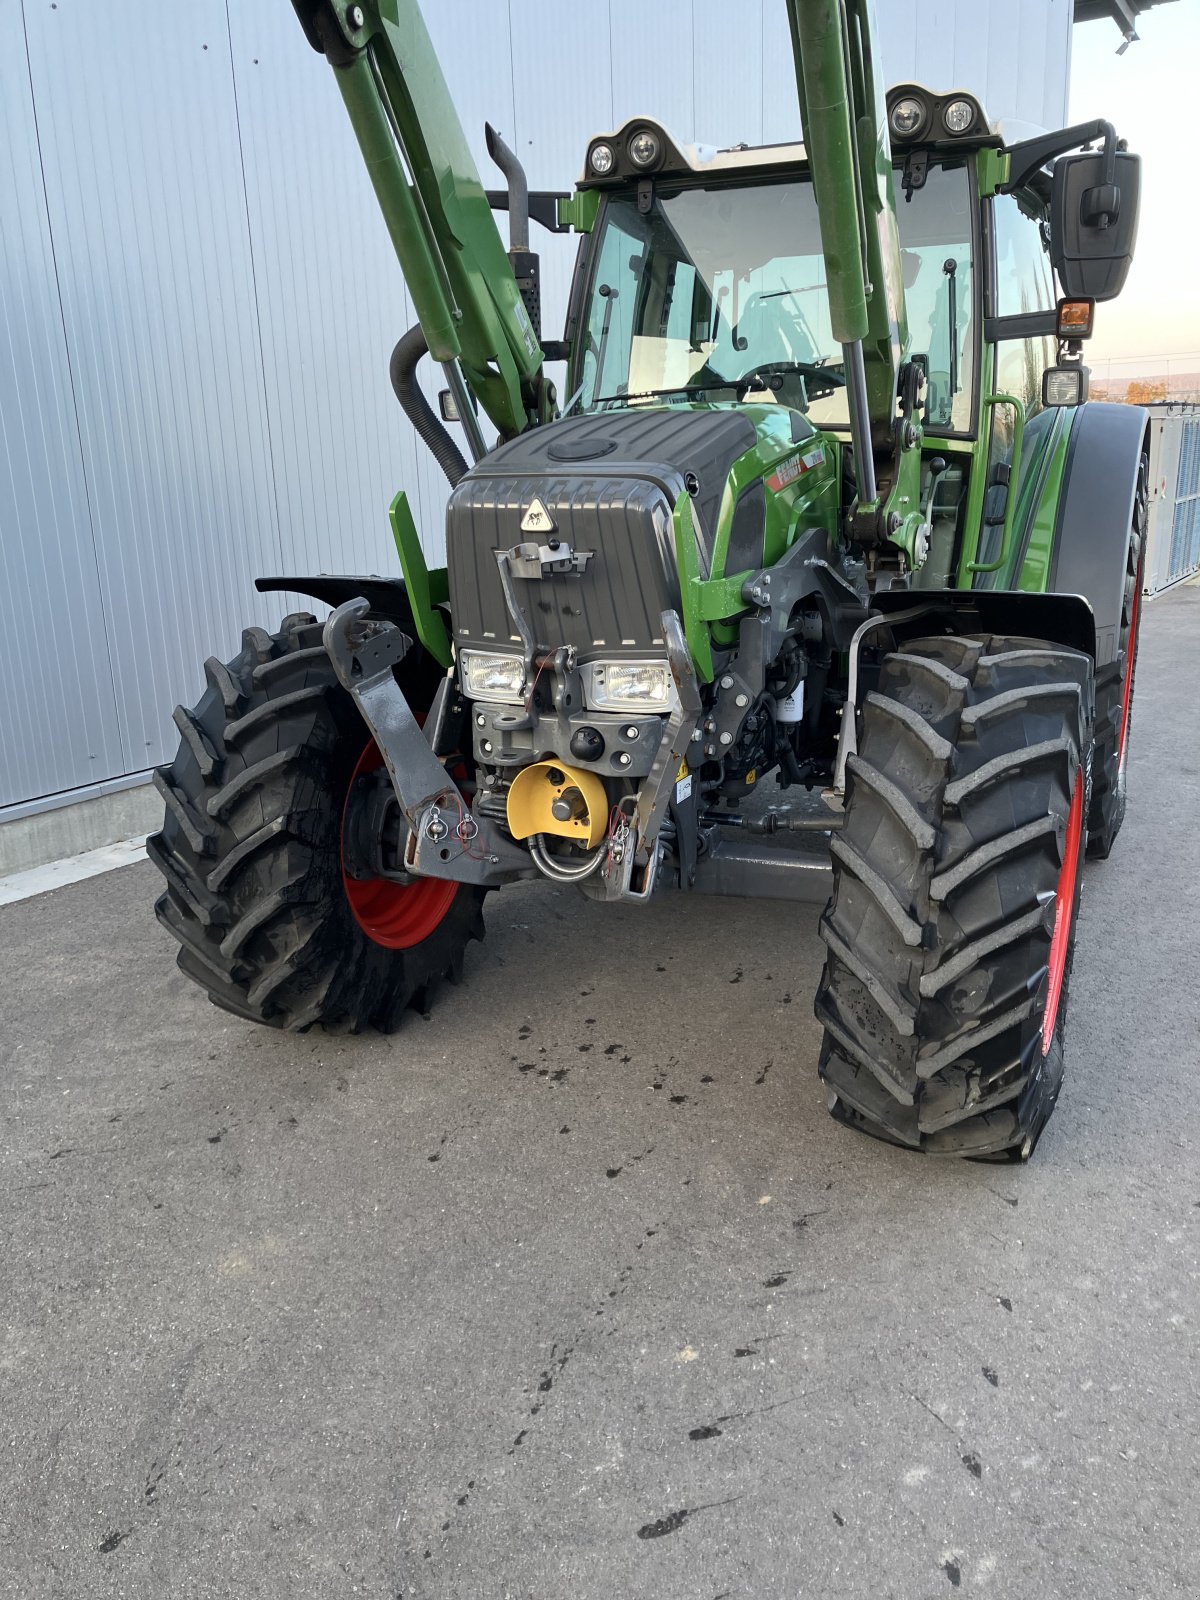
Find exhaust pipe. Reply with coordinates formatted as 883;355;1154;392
486;122;541;341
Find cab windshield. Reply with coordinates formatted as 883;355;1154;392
576;162;975;433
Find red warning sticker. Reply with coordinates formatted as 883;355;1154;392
766;445;826;493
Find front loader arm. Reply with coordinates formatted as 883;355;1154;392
294;0;548;442
785;0;922;553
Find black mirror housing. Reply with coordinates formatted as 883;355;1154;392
1051;150;1141;301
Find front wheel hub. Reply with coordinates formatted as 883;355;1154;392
340;739;459;949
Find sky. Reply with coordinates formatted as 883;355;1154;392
1068;1;1200;376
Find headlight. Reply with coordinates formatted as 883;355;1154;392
581;659;676;713
589;142;615;176
943;99;975;135
459;649;526;704
628;129;661;168
890;97;926;139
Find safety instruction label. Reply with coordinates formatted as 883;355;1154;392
766;445;825;493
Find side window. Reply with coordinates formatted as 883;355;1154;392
992;192;1055;317
579;211;643;404
895;162;975;433
980;191;1057;568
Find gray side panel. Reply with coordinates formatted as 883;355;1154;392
0;23;124;805
1050;403;1149;667
22;2;285;775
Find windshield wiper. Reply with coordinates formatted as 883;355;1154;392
591;384;719;406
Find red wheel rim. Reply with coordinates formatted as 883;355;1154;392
1042;773;1084;1055
340;739;459;950
1116;561;1142;772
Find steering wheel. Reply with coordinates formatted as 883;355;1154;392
732;360;846;403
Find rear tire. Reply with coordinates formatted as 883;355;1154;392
814;633;1094;1159
148;614;485;1032
1087;452;1147;859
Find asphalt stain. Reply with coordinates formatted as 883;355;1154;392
983;1366;999;1387
506;1429;527;1455
98;1529;130;1555
688;1424;722;1442
943;1559;962;1587
207;1133;222;1145
606;1167;622;1179
518;1024;532;1039
832;1509;845;1527
730;968;743;984
700;1074;715;1083
578;1043;593;1052
669;1094;688;1106
637;1498;739;1541
603;1043;624;1056
998;1296;1013;1312
559;1126;570;1134
763;1272;789;1289
637;1508;691;1540
962;1451;982;1479
755;1058;773;1085
734;1346;757;1358
144;1462;165;1503
49;1148;75;1160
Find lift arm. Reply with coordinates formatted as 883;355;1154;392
785;0;923;552
293;0;549;443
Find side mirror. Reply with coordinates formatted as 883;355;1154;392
1050;150;1141;301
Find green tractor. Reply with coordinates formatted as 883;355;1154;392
150;0;1146;1160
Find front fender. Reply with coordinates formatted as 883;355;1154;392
873;587;1097;660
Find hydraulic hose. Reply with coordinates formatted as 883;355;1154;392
389;324;469;488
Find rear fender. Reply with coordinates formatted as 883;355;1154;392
1049;402;1149;667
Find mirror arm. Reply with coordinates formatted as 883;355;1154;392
1002;119;1118;194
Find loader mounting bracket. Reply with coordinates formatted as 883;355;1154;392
322;597;534;887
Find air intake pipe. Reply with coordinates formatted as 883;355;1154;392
389;323;469;488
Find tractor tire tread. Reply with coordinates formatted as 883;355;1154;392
815;632;1093;1160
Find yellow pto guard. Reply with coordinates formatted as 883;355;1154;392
506;762;608;850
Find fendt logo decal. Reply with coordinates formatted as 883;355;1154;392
520;497;556;534
766;445;826;493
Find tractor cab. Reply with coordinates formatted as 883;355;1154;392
568;114;976;438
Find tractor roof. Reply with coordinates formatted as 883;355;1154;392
581;88;1007;191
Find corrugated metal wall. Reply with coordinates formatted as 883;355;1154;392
1145;410;1200;594
0;0;1071;812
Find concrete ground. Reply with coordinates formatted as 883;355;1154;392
3;587;1198;1600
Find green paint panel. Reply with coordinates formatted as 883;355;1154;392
390;491;451;667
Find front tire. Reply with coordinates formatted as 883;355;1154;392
814;633;1094;1159
148;614;485;1032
